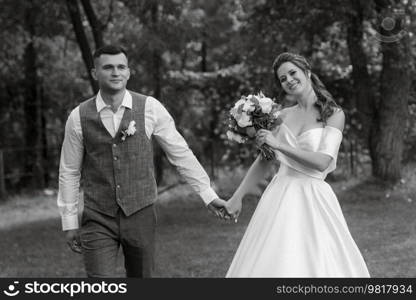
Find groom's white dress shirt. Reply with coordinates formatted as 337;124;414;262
58;90;219;231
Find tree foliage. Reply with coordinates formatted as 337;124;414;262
0;0;415;193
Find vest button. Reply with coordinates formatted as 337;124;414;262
116;184;121;189
113;156;118;161
113;144;117;147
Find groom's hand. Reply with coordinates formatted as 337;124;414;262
224;196;242;223
207;198;231;220
65;229;82;254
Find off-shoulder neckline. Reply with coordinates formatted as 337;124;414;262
281;123;342;139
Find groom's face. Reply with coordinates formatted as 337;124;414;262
92;53;130;92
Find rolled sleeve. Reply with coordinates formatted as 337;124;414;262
61;214;79;231
199;187;219;205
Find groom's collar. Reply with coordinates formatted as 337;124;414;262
95;90;133;112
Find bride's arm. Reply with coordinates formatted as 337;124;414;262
226;155;273;219
276;145;332;172
260;110;345;172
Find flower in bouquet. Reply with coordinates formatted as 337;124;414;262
227;92;283;160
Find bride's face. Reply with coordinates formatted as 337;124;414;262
277;62;311;96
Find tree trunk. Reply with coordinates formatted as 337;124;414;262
201;32;216;179
80;0;104;49
40;85;49;187
149;2;164;185
152;51;162;99
23;2;44;188
0;151;6;200
152;50;165;185
371;2;411;182
346;0;376;142
66;0;98;93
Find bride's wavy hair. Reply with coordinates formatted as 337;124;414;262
272;52;340;125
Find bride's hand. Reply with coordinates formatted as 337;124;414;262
225;195;242;223
256;129;278;149
207;198;230;220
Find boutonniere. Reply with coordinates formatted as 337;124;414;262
121;120;136;141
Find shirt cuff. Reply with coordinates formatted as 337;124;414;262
61;215;79;231
199;187;219;205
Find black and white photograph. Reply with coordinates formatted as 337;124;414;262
0;0;415;285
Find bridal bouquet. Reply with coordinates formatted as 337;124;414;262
226;92;282;160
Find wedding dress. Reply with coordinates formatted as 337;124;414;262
226;123;370;277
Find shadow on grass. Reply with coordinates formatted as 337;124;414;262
0;195;256;278
337;179;416;277
1;183;415;277
0;218;85;277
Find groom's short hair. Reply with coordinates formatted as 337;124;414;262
93;45;128;61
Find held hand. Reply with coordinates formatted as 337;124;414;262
256;129;278;149
225;196;242;223
65;229;82;254
207;198;231;220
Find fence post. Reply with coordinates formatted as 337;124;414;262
0;150;6;200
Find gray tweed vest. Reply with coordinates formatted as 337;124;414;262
79;91;157;217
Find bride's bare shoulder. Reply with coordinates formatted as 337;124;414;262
278;105;296;121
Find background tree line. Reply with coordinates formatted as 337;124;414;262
0;0;415;197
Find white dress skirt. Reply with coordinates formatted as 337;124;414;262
226;124;370;277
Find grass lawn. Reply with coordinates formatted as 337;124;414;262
0;164;415;277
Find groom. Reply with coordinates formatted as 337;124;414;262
57;45;228;277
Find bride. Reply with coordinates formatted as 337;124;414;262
224;52;370;277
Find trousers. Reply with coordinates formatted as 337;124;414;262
80;204;157;277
